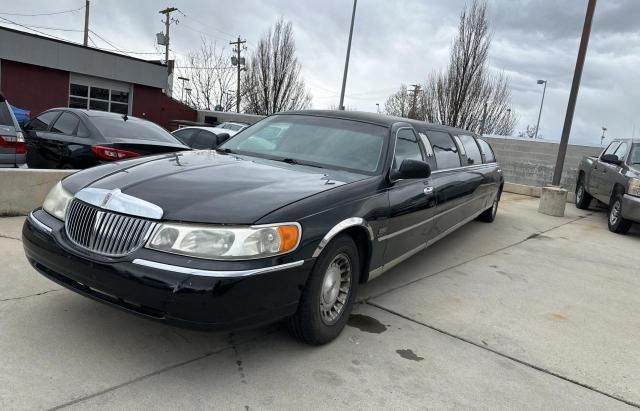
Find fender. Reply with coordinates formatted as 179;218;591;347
311;217;374;258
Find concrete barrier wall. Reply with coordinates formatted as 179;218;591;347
484;137;602;193
0;169;75;216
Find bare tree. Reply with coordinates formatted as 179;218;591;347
242;18;312;115
384;85;427;119
176;37;236;111
421;0;516;135
518;125;541;139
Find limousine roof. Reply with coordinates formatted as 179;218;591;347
283;110;476;137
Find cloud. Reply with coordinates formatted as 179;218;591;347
2;0;638;144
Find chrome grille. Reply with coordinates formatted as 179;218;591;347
65;199;156;257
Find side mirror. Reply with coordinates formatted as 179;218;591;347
215;132;231;147
601;154;622;165
391;159;431;180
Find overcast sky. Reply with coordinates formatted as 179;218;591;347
1;0;638;145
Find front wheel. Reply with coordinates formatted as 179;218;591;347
287;235;359;345
608;194;632;234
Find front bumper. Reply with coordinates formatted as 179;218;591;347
23;209;312;330
622;194;640;223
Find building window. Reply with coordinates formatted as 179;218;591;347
69;83;130;114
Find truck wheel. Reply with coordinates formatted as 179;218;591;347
287;235;359;345
608;194;632;234
575;177;592;209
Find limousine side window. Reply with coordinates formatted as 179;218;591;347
477;138;496;163
418;132;437;169
458;135;482;165
393;128;424;169
427;131;461;170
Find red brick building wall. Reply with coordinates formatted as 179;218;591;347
0;59;69;115
132;84;197;131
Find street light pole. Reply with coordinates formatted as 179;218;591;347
552;0;597;186
534;80;547;139
601;127;607;146
338;0;357;111
376;103;380;114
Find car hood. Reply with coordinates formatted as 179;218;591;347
63;150;367;224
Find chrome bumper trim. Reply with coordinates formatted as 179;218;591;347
131;258;305;278
28;212;53;233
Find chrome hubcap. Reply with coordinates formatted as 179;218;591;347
320;253;351;325
610;201;621;226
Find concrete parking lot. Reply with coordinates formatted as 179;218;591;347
1;193;639;410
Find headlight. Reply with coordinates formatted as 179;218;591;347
629;178;640;197
42;181;73;221
146;222;301;260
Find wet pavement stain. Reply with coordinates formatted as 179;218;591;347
396;349;424;362
348;314;387;333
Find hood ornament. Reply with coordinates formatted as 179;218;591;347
74;188;164;220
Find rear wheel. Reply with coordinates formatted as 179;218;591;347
575;176;592;209
287;235;359;345
477;191;501;223
608;194;632;234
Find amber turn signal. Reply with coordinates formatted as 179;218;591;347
277;225;300;253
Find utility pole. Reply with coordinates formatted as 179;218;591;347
83;0;90;47
408;84;420;119
230;36;247;113
600;127;607;146
552;0;597;186
376;103;380;114
159;7;178;73
339;0;357;110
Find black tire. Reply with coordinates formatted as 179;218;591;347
608;194;632;234
477;192;500;223
575;176;592;209
287;235;360;345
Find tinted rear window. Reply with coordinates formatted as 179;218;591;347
0;102;15;126
477;139;496;162
459;135;482;166
427;130;461;170
92;117;180;143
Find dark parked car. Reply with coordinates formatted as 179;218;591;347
171;126;232;149
577;138;640;233
0;92;26;168
23;111;503;344
24;108;189;169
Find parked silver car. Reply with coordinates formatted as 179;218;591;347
0;93;26;168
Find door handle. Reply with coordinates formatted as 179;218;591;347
423;186;434;195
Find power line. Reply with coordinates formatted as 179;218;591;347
89;29;163;55
0;5;85;17
89;29;130;55
0;20;82;32
0;16;72;42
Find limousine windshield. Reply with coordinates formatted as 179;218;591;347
220;114;388;174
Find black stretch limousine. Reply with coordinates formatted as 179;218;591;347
23;111;503;344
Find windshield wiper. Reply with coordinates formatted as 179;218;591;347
280;158;325;169
217;148;235;154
